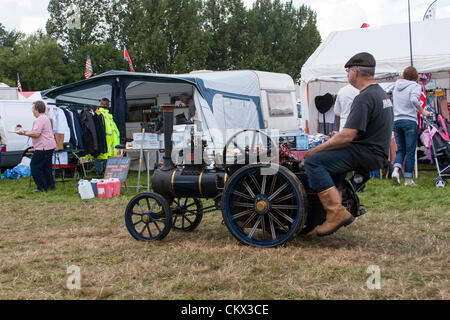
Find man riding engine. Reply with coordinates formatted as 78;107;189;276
304;52;394;237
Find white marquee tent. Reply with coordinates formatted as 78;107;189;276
299;18;450;134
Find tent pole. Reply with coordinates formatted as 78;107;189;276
408;0;414;66
306;83;310;134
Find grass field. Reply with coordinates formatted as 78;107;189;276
0;166;448;300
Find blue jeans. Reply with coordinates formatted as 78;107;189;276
304;148;358;192
393;120;418;179
94;159;107;175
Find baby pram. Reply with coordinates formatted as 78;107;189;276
421;114;450;187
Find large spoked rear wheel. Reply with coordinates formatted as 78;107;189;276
172;197;203;232
222;164;307;248
125;192;172;241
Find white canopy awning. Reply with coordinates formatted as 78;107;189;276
301;18;450;83
299;18;450;134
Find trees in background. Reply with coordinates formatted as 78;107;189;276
0;0;321;90
0;23;23;86
246;0;321;78
13;33;68;91
116;0;208;74
203;0;249;70
46;0;116;54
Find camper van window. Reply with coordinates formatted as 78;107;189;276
267;91;294;117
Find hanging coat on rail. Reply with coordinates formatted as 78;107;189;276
84;108;119;160
68;106;85;150
98;107;120;158
61;108;77;149
80;109;98;156
93;112;108;156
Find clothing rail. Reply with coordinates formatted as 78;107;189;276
47;102;99;109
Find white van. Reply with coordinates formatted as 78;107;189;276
0;100;35;167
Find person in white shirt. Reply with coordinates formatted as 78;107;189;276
318;107;336;134
334;84;360;132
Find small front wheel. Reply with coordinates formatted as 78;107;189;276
172;198;203;232
125;192;172;241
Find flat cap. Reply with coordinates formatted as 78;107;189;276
345;52;376;68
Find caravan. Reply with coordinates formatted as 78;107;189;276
0;100;35;167
42;70;302;165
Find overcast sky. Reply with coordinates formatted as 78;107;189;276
1;0;450;40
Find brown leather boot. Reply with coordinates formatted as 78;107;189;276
316;186;355;237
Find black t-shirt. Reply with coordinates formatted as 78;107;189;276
344;84;394;171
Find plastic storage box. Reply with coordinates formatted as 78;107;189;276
277;133;310;150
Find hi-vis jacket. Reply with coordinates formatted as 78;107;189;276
86;108;120;160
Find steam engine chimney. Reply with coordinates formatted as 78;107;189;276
161;104;176;171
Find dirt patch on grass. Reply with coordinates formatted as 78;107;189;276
0;171;448;299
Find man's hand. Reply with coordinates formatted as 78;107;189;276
16;130;26;136
304;147;318;160
423;110;433;117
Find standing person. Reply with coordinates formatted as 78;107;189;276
304;52;394;237
17;101;56;192
391;66;433;186
180;93;196;121
334;84;360;132
90;98;120;175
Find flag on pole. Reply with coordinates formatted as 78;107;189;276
84;55;94;79
418;81;428;130
124;47;135;72
419;74;429;110
17;73;22;92
420;91;427;109
423;0;437;20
